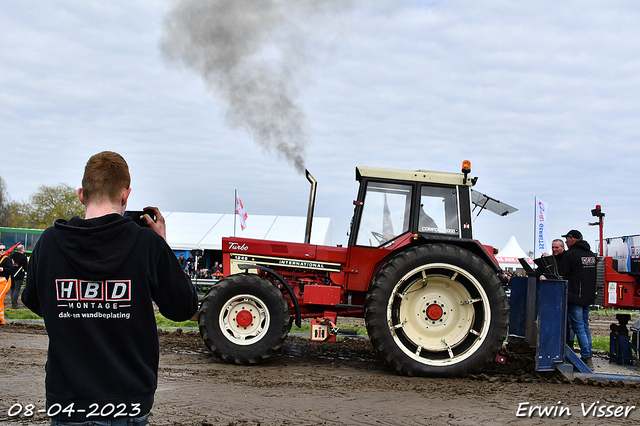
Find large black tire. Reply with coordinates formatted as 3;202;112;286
199;274;291;364
365;244;509;377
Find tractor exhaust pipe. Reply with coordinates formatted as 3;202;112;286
305;169;317;244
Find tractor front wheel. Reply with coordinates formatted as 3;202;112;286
365;244;509;377
199;273;291;364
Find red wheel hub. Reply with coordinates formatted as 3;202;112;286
235;309;253;327
426;304;443;321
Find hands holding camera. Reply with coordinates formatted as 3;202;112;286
141;206;167;241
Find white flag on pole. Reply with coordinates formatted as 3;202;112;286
535;197;550;255
235;192;248;230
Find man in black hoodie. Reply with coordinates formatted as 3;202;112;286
9;244;28;309
560;229;597;369
22;151;198;425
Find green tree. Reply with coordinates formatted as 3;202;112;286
0;180;85;229
5;200;35;228
25;183;85;228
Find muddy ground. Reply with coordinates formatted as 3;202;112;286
1;316;640;426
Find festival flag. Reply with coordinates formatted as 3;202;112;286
235;191;248;230
535;197;550;256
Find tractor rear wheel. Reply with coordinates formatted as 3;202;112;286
365;244;509;377
199;273;291;364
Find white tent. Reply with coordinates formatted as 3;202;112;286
495;236;534;271
163;212;334;251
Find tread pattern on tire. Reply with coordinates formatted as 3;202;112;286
198;273;291;365
365;243;509;377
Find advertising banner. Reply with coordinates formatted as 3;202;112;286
535;197;550;256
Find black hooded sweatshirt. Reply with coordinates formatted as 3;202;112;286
22;213;198;421
559;239;597;306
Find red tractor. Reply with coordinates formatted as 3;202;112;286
198;162;514;377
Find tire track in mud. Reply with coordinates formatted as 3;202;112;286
4;322;640;426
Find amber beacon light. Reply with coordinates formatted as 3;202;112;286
462;160;471;184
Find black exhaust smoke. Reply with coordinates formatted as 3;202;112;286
160;0;352;173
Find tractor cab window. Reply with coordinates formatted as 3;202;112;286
356;182;412;247
419;185;459;236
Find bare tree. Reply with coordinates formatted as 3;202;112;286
0;176;9;226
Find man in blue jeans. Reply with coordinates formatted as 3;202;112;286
560;230;597;369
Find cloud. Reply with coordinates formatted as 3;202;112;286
2;0;640;250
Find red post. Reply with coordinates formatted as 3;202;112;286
596;204;604;256
597;205;604;257
590;205;605;256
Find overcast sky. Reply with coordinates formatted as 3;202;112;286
2;0;640;253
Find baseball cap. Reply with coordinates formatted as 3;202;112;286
562;230;583;239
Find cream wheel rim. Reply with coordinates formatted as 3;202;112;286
219;294;270;345
387;263;491;366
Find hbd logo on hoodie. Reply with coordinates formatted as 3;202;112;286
56;279;131;301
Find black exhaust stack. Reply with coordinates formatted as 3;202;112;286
305;169;317;244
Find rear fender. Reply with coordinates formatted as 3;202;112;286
404;237;501;273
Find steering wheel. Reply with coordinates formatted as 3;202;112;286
371;231;387;245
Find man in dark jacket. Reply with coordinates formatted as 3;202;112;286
22;151;198;424
560;230;597;368
9;244;27;309
551;238;566;269
550;238;574;346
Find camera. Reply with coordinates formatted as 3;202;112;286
124;209;156;227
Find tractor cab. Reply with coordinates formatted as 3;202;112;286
343;162;515;293
349;165;475;248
